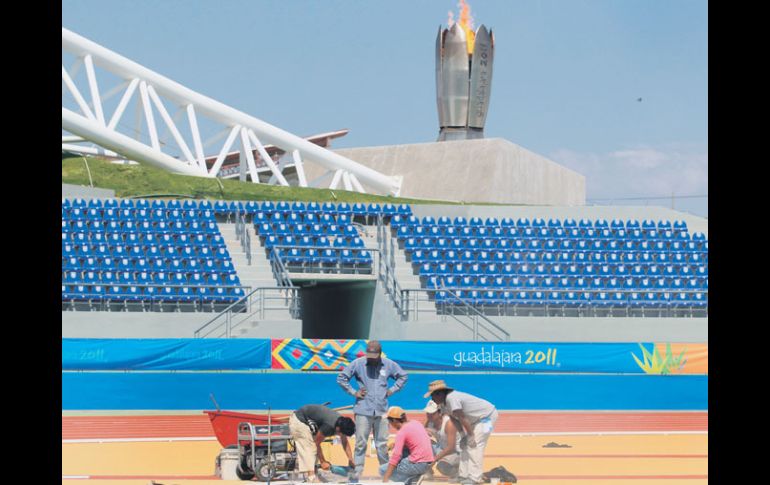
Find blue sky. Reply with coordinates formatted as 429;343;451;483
62;0;707;217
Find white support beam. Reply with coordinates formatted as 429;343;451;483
247;130;289;186
349;173;367;194
138;81;160;150
62;28;402;196
208;125;240;176
147;85;197;166
342;171;353;191
62;65;95;121
63;107;204;176
329;169;344;190
107;78;139;130
239;127;260;183
62;143;120;158
292;150;307;187
186;104;207;171
83;55;105;125
267;156;289;185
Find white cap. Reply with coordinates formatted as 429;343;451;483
423;400;439;414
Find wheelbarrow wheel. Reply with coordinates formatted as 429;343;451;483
236;461;256;481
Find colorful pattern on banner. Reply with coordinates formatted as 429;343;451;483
271;339;369;370
62;339;272;370
270;340;708;374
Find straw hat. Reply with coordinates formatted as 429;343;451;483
424;379;454;398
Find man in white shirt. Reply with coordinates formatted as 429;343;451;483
425;380;498;485
424;400;462;479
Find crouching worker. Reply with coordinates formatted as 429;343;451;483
381;406;434;484
424;400;462;479
288;404;356;482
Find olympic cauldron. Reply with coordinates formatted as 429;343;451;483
436;22;494;141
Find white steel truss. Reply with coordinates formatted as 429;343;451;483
61;27;402;196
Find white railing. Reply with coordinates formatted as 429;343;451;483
194;286;300;338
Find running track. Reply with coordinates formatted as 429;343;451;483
62;411;707;440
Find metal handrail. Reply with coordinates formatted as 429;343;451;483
235;212;252;265
377;214;405;317
436;282;509;341
194;285;300;338
269;247;294;288
399;286;708;319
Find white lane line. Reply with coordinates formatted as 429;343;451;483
62;430;707;444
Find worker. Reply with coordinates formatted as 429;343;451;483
380;406;434;484
424;400;462;479
337;340;408;480
425;380;498;485
288;403;356;482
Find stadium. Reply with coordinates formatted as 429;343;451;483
62;2;707;484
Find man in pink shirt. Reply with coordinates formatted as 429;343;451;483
381;406;434;484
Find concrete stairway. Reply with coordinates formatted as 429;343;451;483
218;222;300;328
385;228;438;315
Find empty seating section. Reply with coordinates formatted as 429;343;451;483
394;215;708;316
62;198;244;310
222;202;412;275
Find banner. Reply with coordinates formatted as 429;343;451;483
270;339;708;375
62;339;271;370
62;339;707;374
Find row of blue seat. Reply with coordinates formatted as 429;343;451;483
433;289;707;307
391;215;690;231
63;271;241;285
62;220;220;233
396;226;697;241
254;216;362;228
424;274;708;289
63;208;217;220
217;201;412;216
275;248;373;265
409;249;707;263
256;222;360;237
62;245;231;259
412;250;706;265
263;236;366;249
62;233;226;246
63;198;413;216
403;238;707;252
63;198;210;210
62;285;244;303
62;257;236;274
417;260;707;276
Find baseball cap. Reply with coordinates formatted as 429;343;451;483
423;400;440;414
386;406;406;420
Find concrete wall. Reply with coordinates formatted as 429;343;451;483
62;183;115;199
303;138;586;205
396;316;707;342
61;312;300;338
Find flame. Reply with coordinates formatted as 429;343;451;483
447;0;476;55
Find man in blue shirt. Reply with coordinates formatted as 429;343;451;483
337;340;408;479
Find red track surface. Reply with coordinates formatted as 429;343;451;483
62;412;707;440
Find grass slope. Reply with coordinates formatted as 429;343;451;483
62;156;461;204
